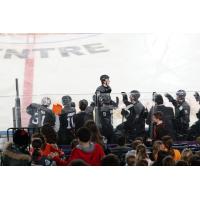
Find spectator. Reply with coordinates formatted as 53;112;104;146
53;127;105;166
74;99;94;131
125;151;136;166
131;139;143;150
136;144;152;165
176;160;188;166
152;112;169;140
150;140;165;161
162;156;175;166
181;148;193;163
31;133;64;158
162;135;181;161
110;136;132;165
31;137;54;166
2;130;31;166
41;124;58;145
152;150;170;166
84;120;104;147
101;154;120;166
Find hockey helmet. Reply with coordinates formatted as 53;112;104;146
130;90;140;101
100;74;109;82
41;97;51;107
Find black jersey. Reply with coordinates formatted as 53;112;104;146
26;103;55;128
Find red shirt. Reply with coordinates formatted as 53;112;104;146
54;143;105;166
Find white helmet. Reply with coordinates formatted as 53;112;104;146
41;97;51;107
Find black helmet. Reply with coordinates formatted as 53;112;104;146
100;74;109;82
130;90;140;101
62;95;72;106
176;90;186;99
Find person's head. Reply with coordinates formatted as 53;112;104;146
31;137;43;161
32;133;46;148
188;155;200;166
84;120;102;144
176;160;188;166
136;159;148;166
153;111;164;124
101;154;120;166
156;150;170;165
13;129;30;149
117;136;126;146
41;97;51;108
41;124;57;144
152;140;165;161
176;89;186;103
62;95;72;106
154;94;164;105
76;127;91;144
132;139;143;150
136;144;148;160
162;135;173;150
100;74;110;86
181;148;193;162
129;90;140;103
79;99;88;111
162;155;175;166
126;155;136;166
68;159;89;166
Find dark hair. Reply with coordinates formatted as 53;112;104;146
13;129;30;147
162;135;175;158
101;154;120;166
155;94;163;105
117;136;126;146
77;127;91;143
136;159;148;166
31;138;43;162
32;133;46;149
79;99;88;111
84;120;104;146
154;150;170;166
69;159;89;166
153;111;163;121
41;124;57;144
162;156;175;166
176;160;188;166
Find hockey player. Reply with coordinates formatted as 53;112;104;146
165;90;190;139
74;99;94;131
188;92;200;140
94;75;119;143
121;90;147;141
26;97;55;130
96;74;112;95
146;93;175;139
58;95;76;145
